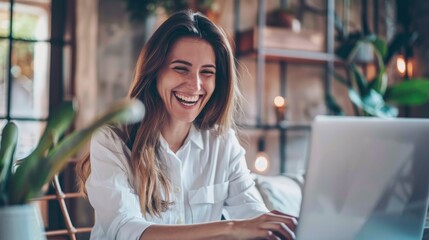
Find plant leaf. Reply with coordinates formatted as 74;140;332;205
335;41;356;61
9;101;76;204
0;122;18;206
349;88;398;118
347;40;365;63
375;105;399;118
368;68;388;95
335;36;362;62
350;64;368;95
33;101;76;156
369;37;387;94
333;71;350;86
370;37;388;58
384;79;429;106
12;99;145;203
0;122;18;182
325;93;344;115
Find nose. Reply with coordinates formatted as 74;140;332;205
186;72;202;92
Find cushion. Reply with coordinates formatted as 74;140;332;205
253;173;303;217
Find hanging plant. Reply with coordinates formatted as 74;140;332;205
121;0;215;22
122;0;187;22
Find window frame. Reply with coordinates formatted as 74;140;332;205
0;0;75;123
0;0;76;232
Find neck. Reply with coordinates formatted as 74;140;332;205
161;120;192;153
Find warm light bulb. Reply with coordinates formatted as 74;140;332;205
407;60;413;77
254;152;269;172
396;55;413;77
397;56;406;75
273;96;285;107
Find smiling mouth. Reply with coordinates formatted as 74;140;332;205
174;92;202;106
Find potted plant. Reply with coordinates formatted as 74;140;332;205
122;0;187;21
122;0;215;22
327;32;429;117
266;6;300;30
0;99;145;240
326;2;429;117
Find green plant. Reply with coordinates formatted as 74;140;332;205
327;4;429;117
0;99;145;206
123;0;186;21
122;0;215;22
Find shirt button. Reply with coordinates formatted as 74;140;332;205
176;218;183;224
175;186;181;193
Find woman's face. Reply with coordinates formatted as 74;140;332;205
157;37;216;125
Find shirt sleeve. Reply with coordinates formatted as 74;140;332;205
223;130;269;219
86;127;152;239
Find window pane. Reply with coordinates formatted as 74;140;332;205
10;41;50;118
12;1;51;40
0;39;8;116
0;120;45;160
0;119;5;130
14;120;46;159
0;0;10;37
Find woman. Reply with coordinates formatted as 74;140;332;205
77;10;297;240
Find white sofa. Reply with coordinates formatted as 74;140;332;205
252;173;304;217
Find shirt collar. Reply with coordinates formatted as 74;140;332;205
188;124;203;150
159;134;169;151
159;124;204;151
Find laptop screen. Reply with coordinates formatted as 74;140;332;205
296;116;429;240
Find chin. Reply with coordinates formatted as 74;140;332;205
174;114;198;124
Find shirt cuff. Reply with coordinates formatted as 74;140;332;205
110;216;153;240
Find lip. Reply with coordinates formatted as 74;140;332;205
173;91;204;108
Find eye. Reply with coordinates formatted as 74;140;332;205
201;69;216;77
173;66;189;73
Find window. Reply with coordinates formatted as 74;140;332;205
0;0;74;159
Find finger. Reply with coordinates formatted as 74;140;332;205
287;218;298;232
259;222;295;240
264;230;281;240
281;224;296;240
270;210;299;220
270;210;293;217
261;213;298;231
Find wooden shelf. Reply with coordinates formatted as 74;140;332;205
236;26;341;64
238;48;342;65
233;0;336;173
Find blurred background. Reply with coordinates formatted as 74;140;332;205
1;0;429;239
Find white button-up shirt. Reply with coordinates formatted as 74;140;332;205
86;125;268;240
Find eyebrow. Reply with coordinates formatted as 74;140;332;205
171;59;216;69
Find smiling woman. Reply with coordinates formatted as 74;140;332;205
157;37;216;129
76;10;297;240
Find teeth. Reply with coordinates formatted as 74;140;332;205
181;102;195;106
174;93;199;103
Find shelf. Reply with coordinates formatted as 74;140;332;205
233;0;335;173
238;48;341;65
239;122;311;131
236;26;340;64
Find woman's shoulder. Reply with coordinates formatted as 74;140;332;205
92;124;127;144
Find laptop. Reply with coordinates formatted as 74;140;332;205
295;116;429;240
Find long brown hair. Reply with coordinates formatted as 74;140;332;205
76;10;241;217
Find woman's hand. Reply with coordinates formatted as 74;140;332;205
141;210;297;240
229;210;298;240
